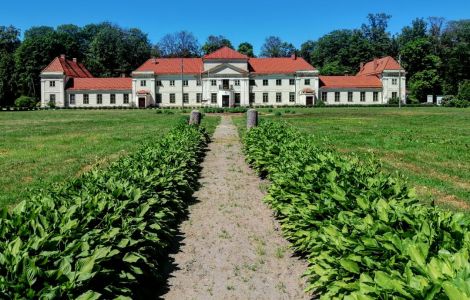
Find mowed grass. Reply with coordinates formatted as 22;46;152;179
0;110;219;209
235;107;470;211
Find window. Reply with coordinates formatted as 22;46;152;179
140;80;146;87
276;79;282;86
183;93;189;103
392;92;397;99
263;79;269;86
373;92;379;102
69;94;75;105
97;94;103;104
305;79;310;85
348;92;353;102
234;80;240;86
170;94;176;103
49;94;56;103
49;81;55;87
196;80;201;86
289;79;295;85
196;93;202;103
110;94;116;104
235;93;241;105
156;93;162;103
211;93;217;104
170;80;175;86
263;93;269;103
123;94;129;104
276;92;282;103
321;92;327;101
249;79;256;86
249;93;255;103
335;92;340;102
83;94;89;104
360;92;366;102
211;80;217;86
156;80;162;86
392;78;398;85
289;92;295;102
183;80;188;86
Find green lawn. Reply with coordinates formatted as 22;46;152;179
235;107;470;211
0;110;219;208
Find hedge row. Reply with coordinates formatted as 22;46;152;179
0;120;209;299
243;121;470;299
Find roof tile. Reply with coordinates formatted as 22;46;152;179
67;78;132;90
357;56;403;76
320;75;382;89
203;46;248;60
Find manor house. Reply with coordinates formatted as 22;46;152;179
40;47;405;108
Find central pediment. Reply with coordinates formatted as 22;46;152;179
203;63;249;75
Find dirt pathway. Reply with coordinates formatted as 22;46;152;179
162;116;309;300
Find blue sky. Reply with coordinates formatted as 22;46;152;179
2;0;469;55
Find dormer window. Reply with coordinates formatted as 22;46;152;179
49;81;55;87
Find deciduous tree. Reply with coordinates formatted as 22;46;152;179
202;35;233;54
237;42;254;57
158;31;201;58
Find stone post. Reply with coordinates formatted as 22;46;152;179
189;110;201;125
247;109;258;129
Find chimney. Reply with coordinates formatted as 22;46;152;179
291;53;297;60
360;62;364;69
73;58;77;63
60;54;66;59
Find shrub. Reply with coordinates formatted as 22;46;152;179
388;96;400;105
243;121;470;299
274;111;282;116
457;80;470;101
0;121;209;298
14;96;37;108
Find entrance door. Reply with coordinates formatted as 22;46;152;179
138;97;146;108
306;96;313;106
222;95;230;107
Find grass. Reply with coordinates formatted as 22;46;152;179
234;107;470;211
0;109;219;209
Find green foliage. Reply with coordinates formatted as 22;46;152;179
458;80;470;101
243;121;470;299
201;107;248;114
14;96;37;108
237;42;255;57
409;69;442;102
202;35;233;55
0;121;209;298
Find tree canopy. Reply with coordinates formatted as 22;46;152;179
202;35;233;55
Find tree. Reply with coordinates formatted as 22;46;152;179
400;38;441;78
158;31;200;58
237;42;254;57
361;13;393;57
408;69;441;102
310;29;372;74
299;40;316;64
397;18;427;47
440;20;470;94
458;80;470;101
320;61;349;75
0;26;20;105
260;36;297;57
202;35;233;54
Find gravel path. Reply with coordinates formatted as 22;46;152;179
162;115;309;300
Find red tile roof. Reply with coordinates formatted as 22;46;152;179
203;46;248;60
248;57;315;74
357;56;403;76
134;58;203;75
67;78;132;90
320;75;382;89
42;56;93;78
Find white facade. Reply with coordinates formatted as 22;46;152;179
41;52;406;108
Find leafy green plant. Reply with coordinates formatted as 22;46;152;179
0;120;209;298
14;96;37;108
242;120;470;299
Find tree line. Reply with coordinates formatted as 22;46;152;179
0;14;469;106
